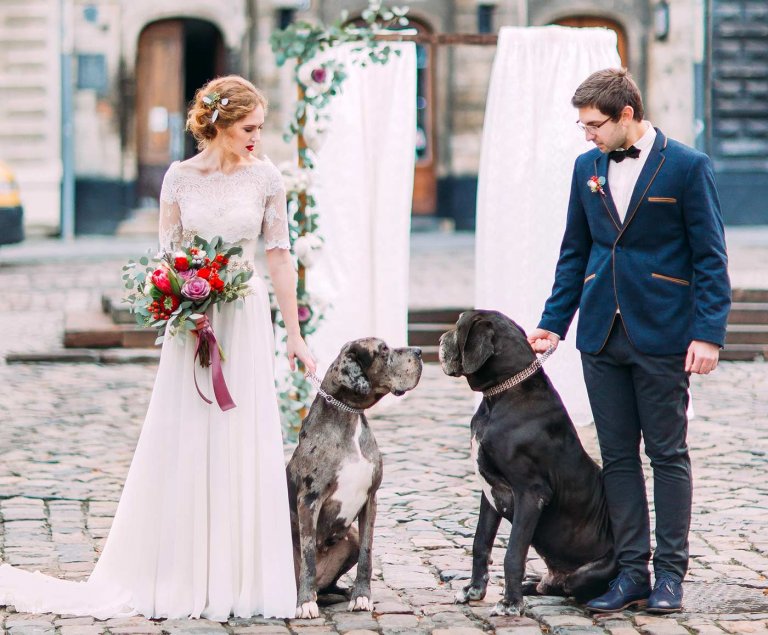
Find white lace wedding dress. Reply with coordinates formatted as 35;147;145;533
0;159;297;620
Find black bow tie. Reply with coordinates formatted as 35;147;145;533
609;145;641;163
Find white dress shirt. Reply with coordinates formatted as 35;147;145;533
608;122;657;223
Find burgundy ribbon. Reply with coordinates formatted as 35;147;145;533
192;320;236;411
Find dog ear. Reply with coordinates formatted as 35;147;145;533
461;319;495;374
338;344;373;395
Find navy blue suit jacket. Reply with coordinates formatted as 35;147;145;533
539;129;731;356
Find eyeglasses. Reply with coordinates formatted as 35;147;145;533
576;116;613;134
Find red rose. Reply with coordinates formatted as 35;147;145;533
210;276;225;291
197;267;212;280
174;256;190;271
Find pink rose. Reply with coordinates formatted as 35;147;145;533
181;277;211;301
297;305;311;323
310;68;327;84
178;269;197;281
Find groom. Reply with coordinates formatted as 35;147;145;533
528;68;730;613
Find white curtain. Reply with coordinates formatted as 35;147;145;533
307;43;417;372
475;26;621;425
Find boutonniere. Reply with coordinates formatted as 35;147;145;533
587;175;606;196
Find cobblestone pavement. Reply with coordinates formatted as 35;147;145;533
0;237;767;634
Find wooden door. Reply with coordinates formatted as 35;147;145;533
412;37;437;215
553;17;628;67
136;20;184;201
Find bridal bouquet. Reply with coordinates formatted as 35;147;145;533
123;235;253;411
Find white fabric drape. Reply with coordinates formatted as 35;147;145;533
307;42;417;372
475;26;621;425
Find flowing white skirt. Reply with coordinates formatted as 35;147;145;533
0;275;297;621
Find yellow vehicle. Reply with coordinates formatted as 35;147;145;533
0;160;24;245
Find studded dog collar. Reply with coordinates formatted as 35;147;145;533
482;346;555;398
305;371;365;414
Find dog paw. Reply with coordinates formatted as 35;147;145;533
295;601;320;619
490;600;523;616
454;584;486;604
348;595;373;612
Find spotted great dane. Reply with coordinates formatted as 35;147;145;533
287;338;423;619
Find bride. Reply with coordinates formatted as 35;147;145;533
0;75;315;621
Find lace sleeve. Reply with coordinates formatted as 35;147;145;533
159;164;182;252
262;167;291;251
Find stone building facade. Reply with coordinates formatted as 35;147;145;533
1;0;759;234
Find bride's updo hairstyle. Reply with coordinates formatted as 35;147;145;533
186;75;268;149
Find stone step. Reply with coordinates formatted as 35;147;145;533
63;311;156;349
731;288;768;303
115;208;159;238
720;344;768;362
725;324;768;345
408;308;464;324
101;293;136;325
408;323;454;347
728;302;768;324
6;349;161;364
77;288;768;362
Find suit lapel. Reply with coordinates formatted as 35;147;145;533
594;152;621;231
620;129;668;234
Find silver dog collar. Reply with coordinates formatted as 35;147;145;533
305;371;365;414
482;346;555;398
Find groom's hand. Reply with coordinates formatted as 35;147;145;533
685;340;719;374
527;328;560;353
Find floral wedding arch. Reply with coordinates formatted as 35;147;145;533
270;2;410;431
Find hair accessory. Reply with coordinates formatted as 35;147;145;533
202;92;229;123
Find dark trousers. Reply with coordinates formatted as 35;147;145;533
581;316;691;582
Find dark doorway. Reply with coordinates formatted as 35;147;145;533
183;19;226;159
135;19;225;203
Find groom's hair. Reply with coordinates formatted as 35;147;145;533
572;68;644;122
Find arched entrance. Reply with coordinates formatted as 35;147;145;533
135;18;225;204
552;16;628;67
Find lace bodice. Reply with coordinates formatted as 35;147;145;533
158;159;290;253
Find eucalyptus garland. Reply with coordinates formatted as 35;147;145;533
270;2;409;434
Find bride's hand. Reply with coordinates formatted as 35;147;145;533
287;333;316;374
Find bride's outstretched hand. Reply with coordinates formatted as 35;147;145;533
287;334;317;374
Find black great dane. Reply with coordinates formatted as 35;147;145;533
288;338;423;619
439;310;617;615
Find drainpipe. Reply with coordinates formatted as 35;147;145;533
60;0;75;240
